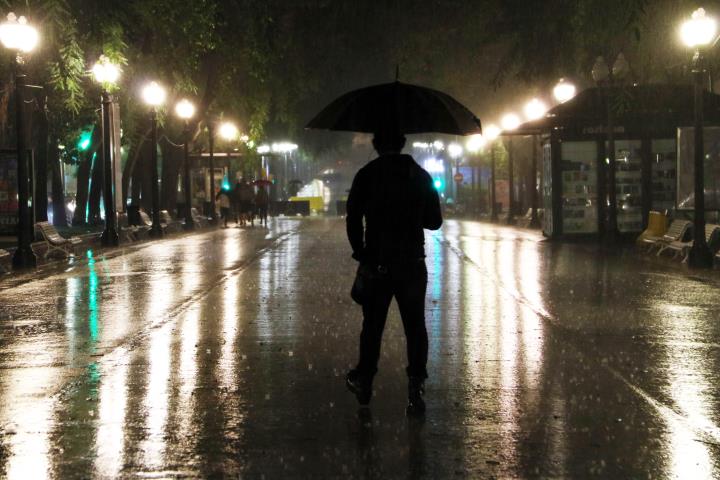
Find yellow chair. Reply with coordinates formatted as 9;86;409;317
636;211;668;247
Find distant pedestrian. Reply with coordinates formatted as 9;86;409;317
239;180;255;227
345;131;442;415
232;181;243;225
255;186;269;227
216;188;232;228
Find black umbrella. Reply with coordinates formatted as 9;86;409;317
306;81;481;136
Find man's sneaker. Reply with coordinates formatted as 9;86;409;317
406;377;426;416
345;370;372;406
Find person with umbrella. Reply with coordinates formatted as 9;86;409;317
308;80;481;415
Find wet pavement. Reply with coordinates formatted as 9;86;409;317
1;218;720;478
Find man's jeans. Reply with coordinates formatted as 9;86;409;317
356;260;428;380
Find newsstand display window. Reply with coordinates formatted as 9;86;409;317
561;141;598;234
542;141;553;236
613;140;643;232
651;139;676;212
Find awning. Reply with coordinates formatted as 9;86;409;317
512;84;720;137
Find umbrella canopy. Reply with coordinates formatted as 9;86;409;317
306;81;481;136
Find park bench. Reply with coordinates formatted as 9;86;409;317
190;207;209;227
643;219;691;253
160;210;181;233
118;212;149;242
34;221;82;258
516;208;543;228
659;224;720;262
0;248;9;271
139;210;170;234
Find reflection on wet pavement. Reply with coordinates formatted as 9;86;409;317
1;218;720;478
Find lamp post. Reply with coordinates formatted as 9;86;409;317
175;99;196;230
219;121;239;180
485;125;501;221
524;98;548;228
681;8;718;268
466;134;486;216
141;81;166;237
1;13;39;269
501;113;521;225
92;56;121;246
448;142;463;205
592;54;629;241
206;121;218;223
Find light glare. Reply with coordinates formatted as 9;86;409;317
92;56;120;85
524;98;548;121
175;99;195;119
501;113;521;132
0;13;38;53
484;124;501;141
553;78;576;103
448;143;463;159
681;8;718;48
466;134;486;153
219;122;239;141
272;142;298;153
142;81;166;107
424;158;445;173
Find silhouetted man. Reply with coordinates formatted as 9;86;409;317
345;131;442;415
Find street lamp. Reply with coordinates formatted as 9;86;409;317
524;98;548;228
681;7;718;268
219;121;238;188
1;13;38;269
553;78;576;104
175;99;196;230
219;121;239;142
501;113;520;224
485;124;501;221
141;81;166;237
93;56;121;246
466;135;486;216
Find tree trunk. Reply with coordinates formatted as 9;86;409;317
72;125;101;225
49;139;67;227
135;139;153;213
72;152;92;225
160;138;182;214
122;128;149;205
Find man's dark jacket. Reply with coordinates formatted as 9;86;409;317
346;153;442;264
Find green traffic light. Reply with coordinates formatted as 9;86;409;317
77;130;92;151
434;179;443;190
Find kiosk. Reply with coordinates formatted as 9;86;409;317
515;85;720;239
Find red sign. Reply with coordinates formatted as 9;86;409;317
454;172;463;183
